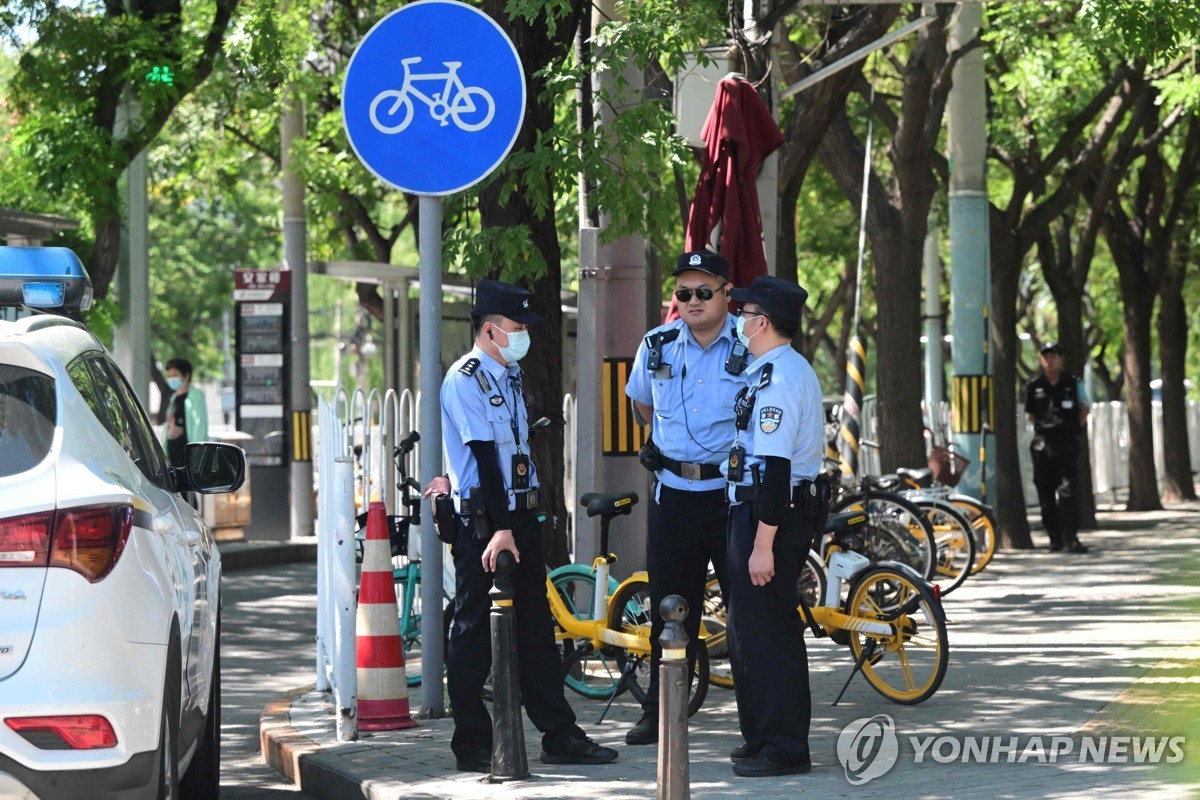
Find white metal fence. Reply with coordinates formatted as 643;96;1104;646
898;398;1200;503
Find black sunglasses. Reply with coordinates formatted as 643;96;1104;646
674;286;721;303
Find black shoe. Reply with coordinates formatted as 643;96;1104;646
455;749;491;773
1049;542;1064;552
730;743;762;763
625;713;658;745
541;732;619;765
733;754;812;778
1067;541;1089;553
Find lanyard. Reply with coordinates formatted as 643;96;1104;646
498;372;524;454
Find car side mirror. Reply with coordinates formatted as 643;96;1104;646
180;442;247;494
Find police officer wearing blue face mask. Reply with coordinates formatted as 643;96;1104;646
440;279;618;773
622;250;747;745
723;275;825;778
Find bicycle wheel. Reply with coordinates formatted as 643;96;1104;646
833;492;937;579
844;565;948;704
449;86;495;131
550;570;626;699
915;499;975;595
800;548;827;608
951;496;997;574
701;576;732;689
608;580;708;716
369;90;415;133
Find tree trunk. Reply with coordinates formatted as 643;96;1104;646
872;216;928;472
477;0;578;567
1157;263;1195;501
89;202;123;301
988;211;1032;547
1119;279;1162;511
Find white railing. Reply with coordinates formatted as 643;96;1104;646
315;395;357;741
882;398;1199;504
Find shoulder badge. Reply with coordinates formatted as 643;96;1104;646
459;358;480;377
757;362;774;389
759;406;783;434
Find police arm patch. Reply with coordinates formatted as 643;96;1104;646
759;406;783;434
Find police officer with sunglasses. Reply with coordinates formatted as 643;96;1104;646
622;250;748;745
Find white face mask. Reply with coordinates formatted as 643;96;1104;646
492;325;531;362
735;314;762;347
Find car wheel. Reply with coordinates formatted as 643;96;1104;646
157;638;181;800
181;612;220;799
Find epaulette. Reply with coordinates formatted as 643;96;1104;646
757;363;774;389
459;358;492;393
645;328;682;349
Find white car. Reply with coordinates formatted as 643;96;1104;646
0;247;244;799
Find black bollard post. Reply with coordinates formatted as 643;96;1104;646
657;595;690;800
488;550;530;781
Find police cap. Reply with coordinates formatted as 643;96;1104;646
473;279;543;324
673;250;730;280
729;275;808;323
1039;341;1064;355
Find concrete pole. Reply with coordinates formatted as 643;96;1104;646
923;221;944;416
113;87;150;407
574;0;650;571
947;1;990;496
282;83;315;539
417;195;445;715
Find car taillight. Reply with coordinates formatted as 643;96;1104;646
49;504;133;582
0;511;54;567
5;715;118;749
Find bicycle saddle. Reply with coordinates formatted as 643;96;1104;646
864;473;903;491
824;511;867;537
579;491;639;517
896;467;933;486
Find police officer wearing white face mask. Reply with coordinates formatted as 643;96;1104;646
439;279;618;773
723;275;825;778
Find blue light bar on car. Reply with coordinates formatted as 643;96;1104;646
21;282;67;308
0;247;93;312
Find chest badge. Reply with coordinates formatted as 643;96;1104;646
759;406;783;434
489;395;505;407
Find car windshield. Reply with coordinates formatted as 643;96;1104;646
0;364;57;477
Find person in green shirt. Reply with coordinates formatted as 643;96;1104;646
162;357;209;469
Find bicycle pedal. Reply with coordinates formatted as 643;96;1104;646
830;629;850;646
867;650;884;666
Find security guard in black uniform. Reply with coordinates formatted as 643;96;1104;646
1025;341;1091;553
723;275;825;778
622;250;745;745
434;280;618;772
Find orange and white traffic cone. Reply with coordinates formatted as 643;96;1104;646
356;501;418;730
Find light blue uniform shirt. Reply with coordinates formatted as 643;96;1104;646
626;315;746;491
725;344;824;492
441;346;538;513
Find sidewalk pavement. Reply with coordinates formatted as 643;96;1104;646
260;503;1200;799
221;537;318;572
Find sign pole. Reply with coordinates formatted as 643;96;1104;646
418;194;445;715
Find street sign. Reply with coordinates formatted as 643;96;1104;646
342;0;526;196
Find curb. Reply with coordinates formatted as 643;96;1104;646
221;540;318;572
260;687;441;800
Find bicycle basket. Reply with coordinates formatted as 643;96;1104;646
928;445;970;487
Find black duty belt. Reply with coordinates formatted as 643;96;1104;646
459;488;540;516
659;454;723;481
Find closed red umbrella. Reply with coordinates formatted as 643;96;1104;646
666;76;784;322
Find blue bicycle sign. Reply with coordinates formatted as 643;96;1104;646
343;1;526;196
370;57;495;134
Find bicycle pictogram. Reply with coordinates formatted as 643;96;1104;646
369;57;496;134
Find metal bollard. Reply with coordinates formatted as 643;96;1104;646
488;550;530;781
657;595;690;800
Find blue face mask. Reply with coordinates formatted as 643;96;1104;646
167;377;184;392
735;315;761;347
493;325;531;363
